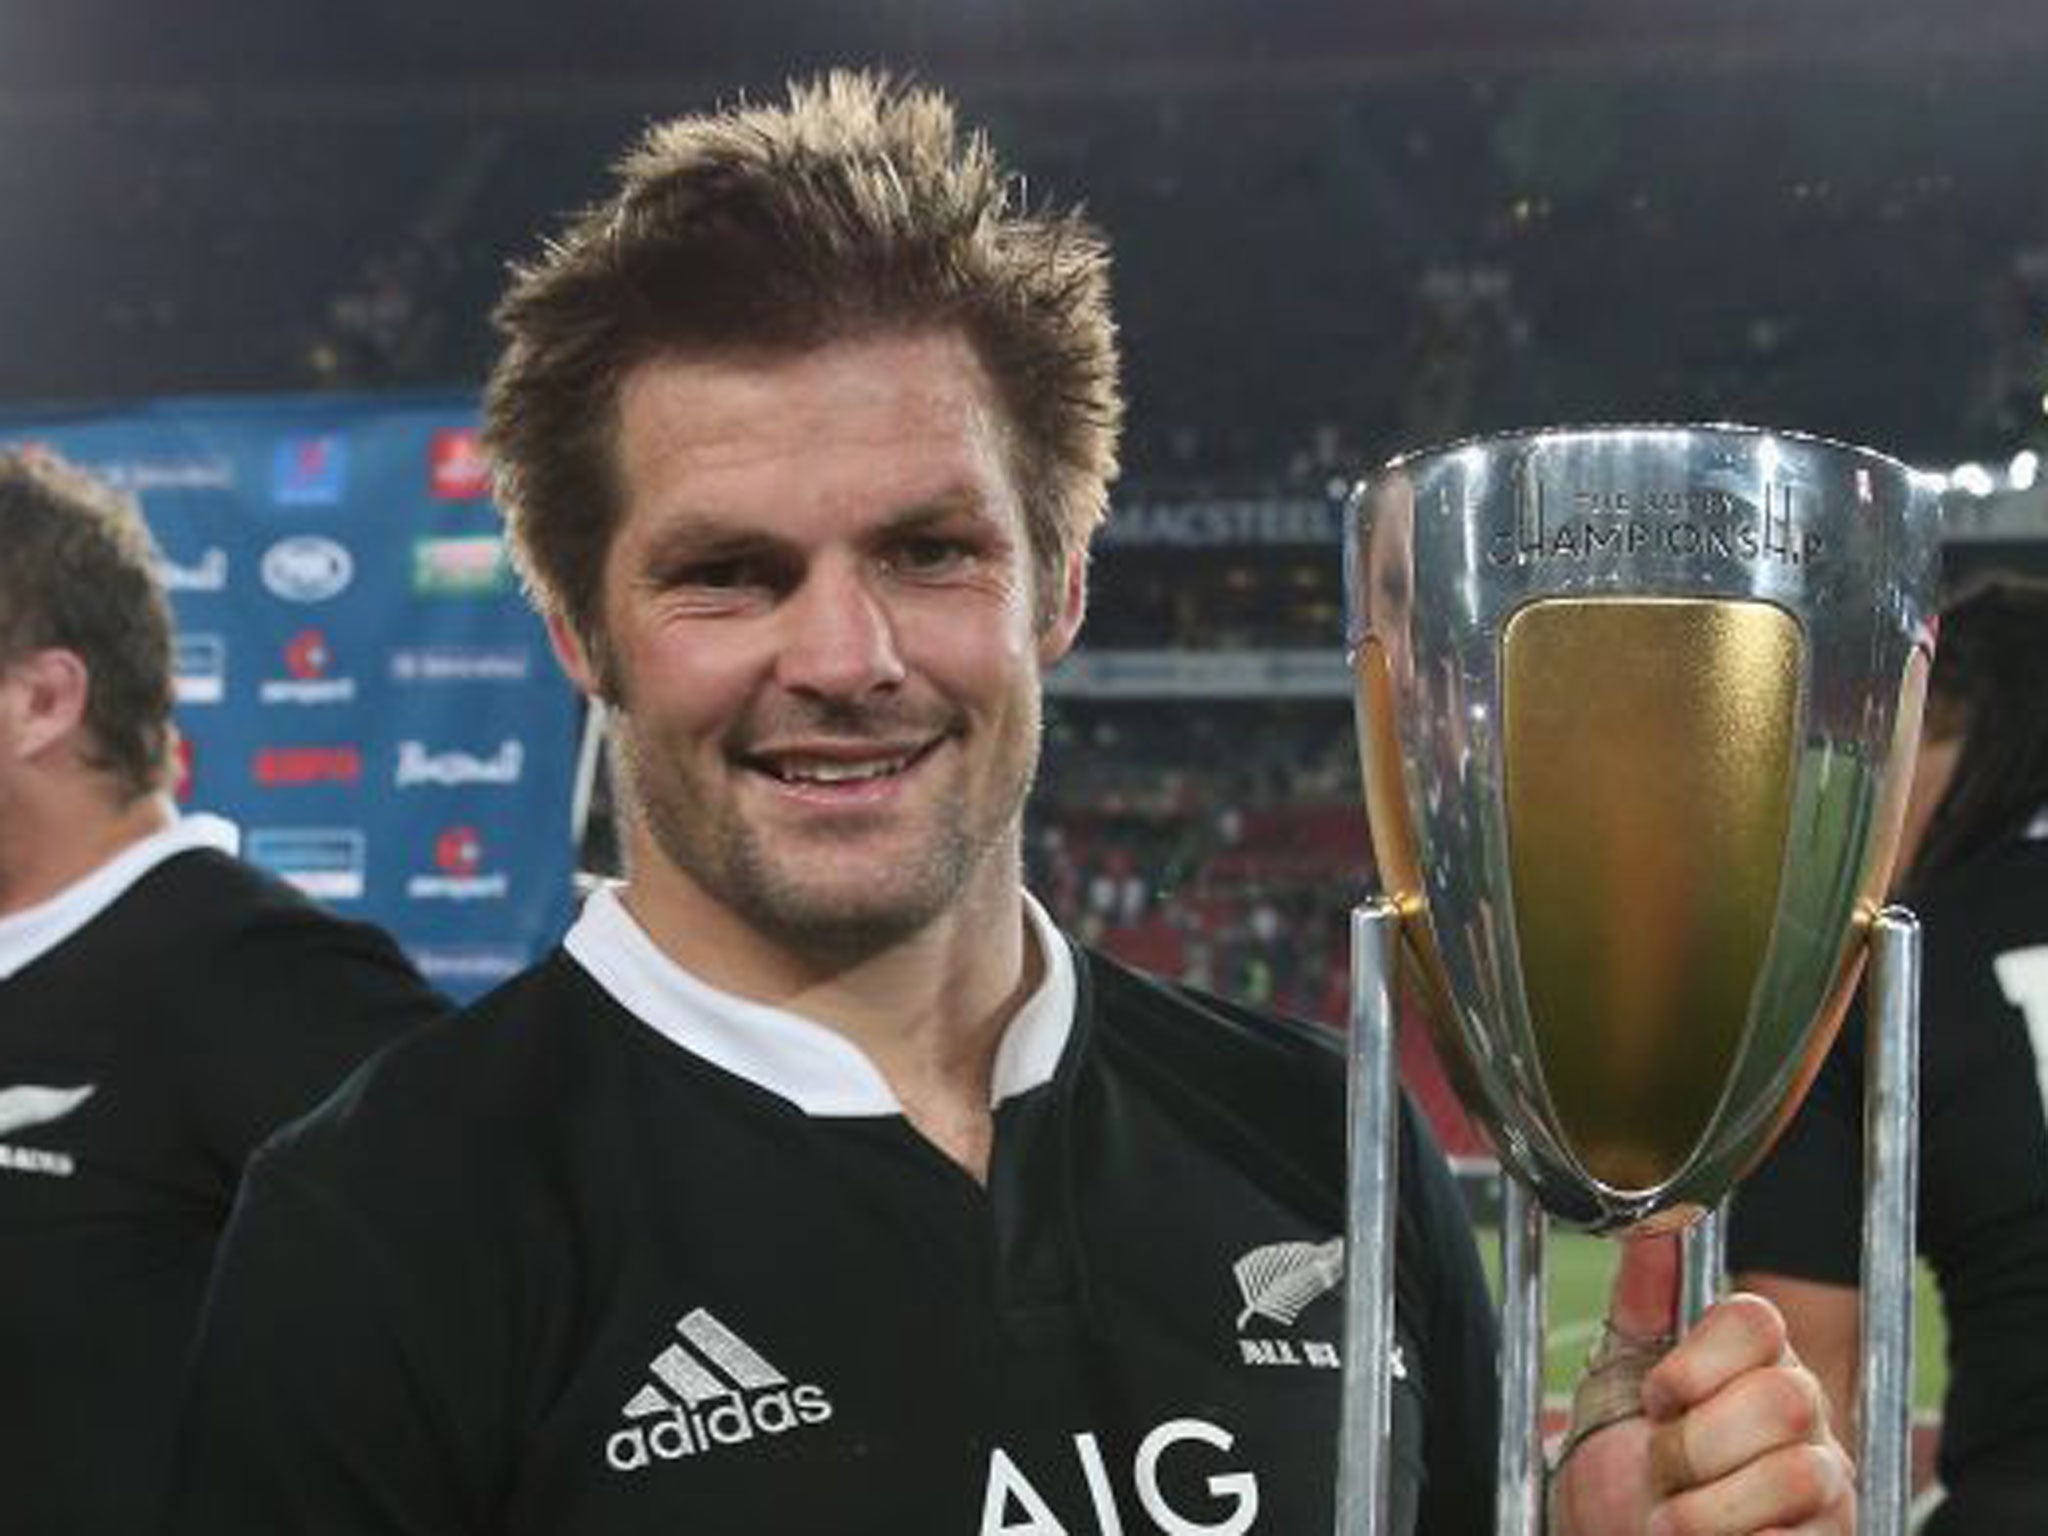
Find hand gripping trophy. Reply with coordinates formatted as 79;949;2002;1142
1337;427;1940;1536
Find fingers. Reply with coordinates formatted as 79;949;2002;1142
1642;1292;1789;1421
1642;1439;1854;1536
1637;1290;1854;1535
1646;1365;1829;1495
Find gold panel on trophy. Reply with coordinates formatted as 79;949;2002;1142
1500;597;1802;1191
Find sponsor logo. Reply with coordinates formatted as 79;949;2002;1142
982;1419;1260;1536
407;944;526;987
246;827;366;901
272;434;348;505
407;826;508;902
155;545;229;593
259;628;357;705
394;738;523;788
89;457;236;494
429;428;491;499
262;535;354;603
1232;1238;1362;1375
605;1309;833;1474
0;1084;96;1179
1995;949;2048;1113
388;645;532;684
253;745;363;787
1097;495;1339;549
173;633;227;705
412;535;511;596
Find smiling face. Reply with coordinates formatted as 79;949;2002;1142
556;329;1083;968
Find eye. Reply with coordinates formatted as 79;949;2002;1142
887;534;977;576
636;545;795;615
652;551;782;594
676;556;763;589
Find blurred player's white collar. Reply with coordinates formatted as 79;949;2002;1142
564;883;1075;1118
0;812;239;981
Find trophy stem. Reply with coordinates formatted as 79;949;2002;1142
1680;1204;1726;1330
1338;899;1402;1536
1497;1179;1548;1536
1859;908;1921;1536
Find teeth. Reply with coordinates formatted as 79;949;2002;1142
774;756;911;785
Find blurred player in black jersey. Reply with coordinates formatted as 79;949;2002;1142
0;450;445;1536
1735;576;2048;1534
168;72;1851;1536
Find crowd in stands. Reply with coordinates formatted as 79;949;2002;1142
5;56;2048;479
1026;697;1487;1155
1028;699;1365;1025
14;45;2044;1181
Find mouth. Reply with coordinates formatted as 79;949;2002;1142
740;738;944;792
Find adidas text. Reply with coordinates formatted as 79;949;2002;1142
606;1385;832;1471
606;1308;834;1473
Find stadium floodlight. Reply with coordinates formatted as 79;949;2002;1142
1951;462;1996;498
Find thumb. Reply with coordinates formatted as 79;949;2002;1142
1606;1229;1681;1344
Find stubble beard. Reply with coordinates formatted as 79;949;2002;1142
613;710;1041;964
0;769;22;915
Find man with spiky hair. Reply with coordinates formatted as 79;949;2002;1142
170;74;1851;1535
0;450;443;1536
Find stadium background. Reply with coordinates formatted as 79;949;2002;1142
5;0;2047;1478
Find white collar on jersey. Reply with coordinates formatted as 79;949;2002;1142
563;883;1076;1118
0;811;239;982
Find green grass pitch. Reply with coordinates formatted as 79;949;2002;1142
1475;1224;1947;1413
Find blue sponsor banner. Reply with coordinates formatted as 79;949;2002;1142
0;391;582;1001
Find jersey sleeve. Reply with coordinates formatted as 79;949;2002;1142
1726;1005;1866;1286
162;1151;481;1535
182;911;447;1176
1399;1098;1500;1535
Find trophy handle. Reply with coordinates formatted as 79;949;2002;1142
1339;902;1922;1536
1681;1205;1726;1329
1334;902;1557;1536
1497;1182;1547;1536
1339;900;1401;1536
1860;908;1921;1536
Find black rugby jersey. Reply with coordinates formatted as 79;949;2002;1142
1732;819;2048;1506
0;832;444;1536
167;890;1498;1535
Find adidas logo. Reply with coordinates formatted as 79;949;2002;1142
605;1309;833;1473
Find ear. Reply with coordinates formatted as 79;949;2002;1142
1036;551;1087;668
546;611;605;700
1;648;91;761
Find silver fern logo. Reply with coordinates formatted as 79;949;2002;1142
1233;1238;1344;1330
0;1083;97;1178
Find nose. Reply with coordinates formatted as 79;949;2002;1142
772;561;907;699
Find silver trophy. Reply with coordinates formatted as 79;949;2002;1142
1336;426;1940;1535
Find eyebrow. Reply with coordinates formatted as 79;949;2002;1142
633;486;1006;568
875;489;1006;537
